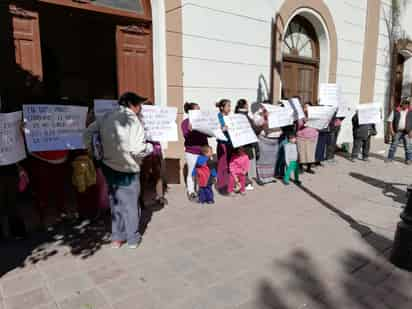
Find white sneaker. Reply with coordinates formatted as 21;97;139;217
245;184;254;191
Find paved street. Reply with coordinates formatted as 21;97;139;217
1;142;412;309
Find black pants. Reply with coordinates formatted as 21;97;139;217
352;137;371;159
326;127;341;160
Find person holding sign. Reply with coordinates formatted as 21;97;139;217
0;111;28;239
386;99;412;164
84;92;153;249
296;102;319;174
235;99;258;190
351;112;375;162
216;99;233;193
181;102;210;201
252;101;283;185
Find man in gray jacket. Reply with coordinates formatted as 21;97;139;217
84;92;153;248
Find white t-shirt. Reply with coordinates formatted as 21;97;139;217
387;110;408;131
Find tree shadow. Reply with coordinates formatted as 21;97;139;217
350;172;408;205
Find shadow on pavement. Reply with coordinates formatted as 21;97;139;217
350;172;408;205
255;185;411;309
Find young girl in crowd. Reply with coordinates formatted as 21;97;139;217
181;102;209;201
235;99;258;191
228;147;250;196
192;146;216;204
297;102;318;174
282;134;301;185
216;99;233;194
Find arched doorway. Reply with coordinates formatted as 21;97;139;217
281;15;319;104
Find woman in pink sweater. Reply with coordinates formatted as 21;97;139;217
228;148;250;195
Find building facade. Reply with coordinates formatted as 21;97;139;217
165;0;412;157
1;0;412;175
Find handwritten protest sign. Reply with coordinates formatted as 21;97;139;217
307;106;337;120
224;114;258;148
357;103;381;125
142;106;178;142
23;105;88;152
94;99;118;119
319;83;341;107
264;105;294;128
289;98;305;120
0;112;26;166
306;118;331;130
188;110;227;141
336;100;355;119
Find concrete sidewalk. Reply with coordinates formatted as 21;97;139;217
1;143;412;309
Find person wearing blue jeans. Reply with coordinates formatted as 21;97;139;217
386;99;412;165
84;92;153;248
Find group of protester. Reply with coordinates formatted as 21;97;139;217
1;91;411;250
182;97;412;205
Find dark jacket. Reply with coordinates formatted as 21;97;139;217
352;114;374;140
392;109;412;133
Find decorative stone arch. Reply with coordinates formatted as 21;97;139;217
272;0;338;101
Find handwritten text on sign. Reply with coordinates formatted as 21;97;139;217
188;110;227;141
23;105;88;152
142;106;178;142
0;112;26;166
263;105;294;128
224;114;258;148
307;106;337;120
94;99;119;119
289;98;305;120
357;103;381;125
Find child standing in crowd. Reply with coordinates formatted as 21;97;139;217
235;99;258;191
192;146;216;204
181;102;209;201
228;147;250;196
283;135;301;185
351;112;375;162
216;99;233;194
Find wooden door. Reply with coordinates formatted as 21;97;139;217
116;24;154;101
9;4;43;79
282;60;318;104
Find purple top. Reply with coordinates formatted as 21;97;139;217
181;118;209;154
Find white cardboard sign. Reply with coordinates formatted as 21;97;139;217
188;110;227;141
265;106;294;128
224;114;258;148
357;103;381;125
142;105;178;142
0;112;26;166
289;98;305;120
307;106;337;120
23;105;88;152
